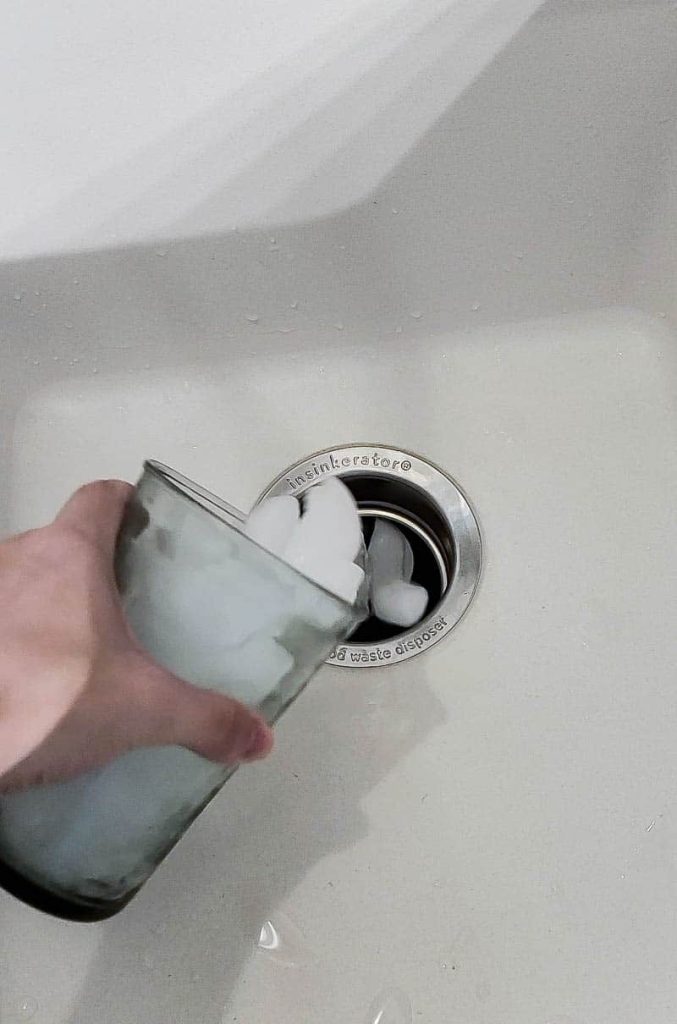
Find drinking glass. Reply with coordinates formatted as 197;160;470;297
0;461;365;920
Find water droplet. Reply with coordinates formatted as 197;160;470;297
257;920;279;950
64;321;73;329
154;249;168;258
34;289;41;296
366;988;412;1024
13;292;22;301
395;326;403;334
246;314;259;323
657;312;667;319
290;300;298;309
269;237;276;244
73;278;79;284
391;208;399;214
514;251;525;260
333;322;344;331
409;310;422;320
16;998;38;1020
255;911;315;967
471;303;481;312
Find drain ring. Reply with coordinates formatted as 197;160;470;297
259;444;481;666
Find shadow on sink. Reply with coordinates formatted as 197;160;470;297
66;668;444;1023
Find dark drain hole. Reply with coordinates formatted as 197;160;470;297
349;513;445;643
260;450;480;665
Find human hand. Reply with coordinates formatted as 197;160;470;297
0;480;273;792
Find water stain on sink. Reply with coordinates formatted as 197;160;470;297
255;911;316;967
366;988;412;1024
12;999;38;1021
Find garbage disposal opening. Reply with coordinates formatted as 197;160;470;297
258;445;481;667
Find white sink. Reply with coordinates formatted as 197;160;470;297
2;2;677;1022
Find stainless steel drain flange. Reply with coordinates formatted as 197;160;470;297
259;444;481;666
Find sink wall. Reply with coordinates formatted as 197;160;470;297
1;3;677;1023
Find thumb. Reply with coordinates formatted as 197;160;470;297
131;655;275;765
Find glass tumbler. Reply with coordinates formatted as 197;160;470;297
0;461;365;921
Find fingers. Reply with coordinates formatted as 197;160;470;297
55;479;134;558
0;654;275;793
125;654;274;766
171;682;274;764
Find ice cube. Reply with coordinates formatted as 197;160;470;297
126;557;286;685
283;478;363;601
368;518;414;587
371;580;428;628
300;478;362;562
221;635;294;707
244;495;300;557
301;559;365;605
292;581;352;633
368;519;429;627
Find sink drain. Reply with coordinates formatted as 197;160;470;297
259;445;481;666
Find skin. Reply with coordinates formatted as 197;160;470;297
0;480;273;793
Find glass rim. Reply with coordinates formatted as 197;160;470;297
142;459;361;616
145;459;246;526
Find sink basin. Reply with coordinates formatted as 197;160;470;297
1;2;677;1022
